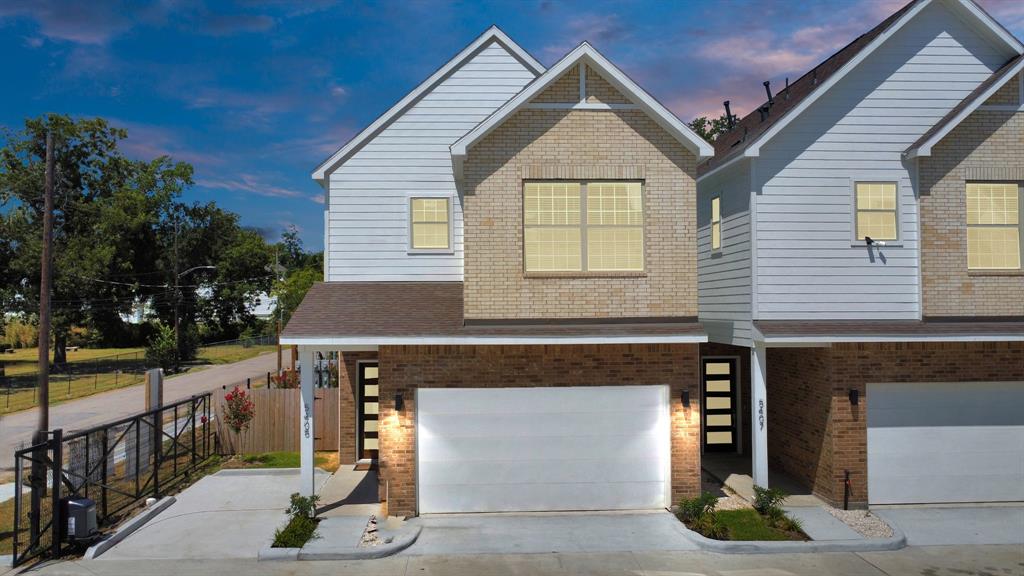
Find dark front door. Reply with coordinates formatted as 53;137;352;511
702;358;737;452
357;363;379;461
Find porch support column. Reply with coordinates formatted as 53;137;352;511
299;345;316;497
750;341;769;488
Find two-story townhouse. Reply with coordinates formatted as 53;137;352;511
696;0;1024;508
282;28;714;516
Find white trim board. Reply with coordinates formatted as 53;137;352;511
450;42;714;173
281;334;708;346
311;26;544;184
906;57;1024;158
764;334;1024;345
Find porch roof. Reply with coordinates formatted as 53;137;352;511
754;319;1024;344
280;281;706;346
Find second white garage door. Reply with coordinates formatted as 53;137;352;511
417;386;670;513
867;381;1024;505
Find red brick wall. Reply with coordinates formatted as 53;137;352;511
766;347;835;500
337;351;378;464
766;341;1024;506
376;344;701;517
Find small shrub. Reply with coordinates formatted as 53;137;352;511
272;493;321;548
145;323;177;372
752;485;787;515
775;513;803;534
676;491;718;524
222;386;255;433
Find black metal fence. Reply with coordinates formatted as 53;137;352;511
11;393;215;567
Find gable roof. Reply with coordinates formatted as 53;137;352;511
698;0;1024;179
906;54;1024;158
450;42;714;170
311;26;545;184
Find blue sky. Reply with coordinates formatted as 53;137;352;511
2;0;1021;250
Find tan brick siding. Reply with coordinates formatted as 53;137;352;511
918;108;1024;317
766;342;1024;506
462;108;698;319
586;67;631;104
533;67;579;103
337;351;377;464
376;344;702;517
984;72;1020;105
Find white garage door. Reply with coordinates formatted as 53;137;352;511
867;381;1024;505
417;386;670;513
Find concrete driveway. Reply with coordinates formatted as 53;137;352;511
874;505;1024;546
404;510;698;555
97;468;327;560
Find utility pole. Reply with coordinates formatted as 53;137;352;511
173;216;180;371
275;245;282;375
36;130;55;438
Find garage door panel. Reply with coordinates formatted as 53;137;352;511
419;409;663;439
867;381;1024;505
420;481;668;514
418;386;666;415
419;456;666;486
417;386;670;513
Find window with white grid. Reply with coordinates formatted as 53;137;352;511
967;183;1020;270
410;197;450;250
855;182;898;241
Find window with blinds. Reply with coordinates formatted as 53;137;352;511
410;197;450;250
523;181;644;273
967;183;1021;270
855;182;898;241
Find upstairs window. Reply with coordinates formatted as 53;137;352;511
523;181;644;273
711;196;722;251
967;183;1020;270
855;182;898;241
410;197;450;250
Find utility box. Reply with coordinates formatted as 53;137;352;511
63;498;98;543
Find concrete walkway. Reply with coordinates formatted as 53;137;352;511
0;352;278;471
317;469;380;518
404;511;698;555
874;505;1024;546
703;453;825;507
97;468;328;560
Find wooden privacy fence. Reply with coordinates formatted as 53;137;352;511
215;388;339;454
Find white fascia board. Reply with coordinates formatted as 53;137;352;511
742;0;935;158
957;0;1024;55
696;153;747;182
311;26;544;183
906;57;1024;158
281;334;708;346
451;43;714;164
764;334;1024;345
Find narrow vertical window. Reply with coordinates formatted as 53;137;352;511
855;182;898;241
967;183;1020;270
410;197;450;250
711;196;721;251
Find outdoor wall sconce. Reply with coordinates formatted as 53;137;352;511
681;389;691;408
849;389;859;406
394;392;404;412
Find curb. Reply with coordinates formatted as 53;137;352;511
84;497;177;560
295;525;422;561
258;547;300;561
675;516;906;554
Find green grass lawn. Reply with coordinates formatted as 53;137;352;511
223;451;339;472
195;344;275;365
1;347;144;376
716;509;805;541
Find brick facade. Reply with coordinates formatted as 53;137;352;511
376;344;702;517
461;69;698;320
918;73;1023;317
765;341;1024;506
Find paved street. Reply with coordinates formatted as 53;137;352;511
0;352;278;471
20;545;1024;576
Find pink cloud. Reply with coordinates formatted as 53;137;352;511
109;119;222;169
197;173;319;203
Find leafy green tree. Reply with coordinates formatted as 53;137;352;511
145;322;177;372
273;267;320;328
687;113;734;143
0;114;191;365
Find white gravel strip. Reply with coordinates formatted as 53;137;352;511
825;507;893;539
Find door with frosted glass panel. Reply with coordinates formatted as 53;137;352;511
357;363;379;460
702;359;737;452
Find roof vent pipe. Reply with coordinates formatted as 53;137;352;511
784;77;790;100
723;101;735;129
812;69;818;86
763;80;774;106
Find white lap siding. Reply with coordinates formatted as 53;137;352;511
754;1;1007;319
326;42;536;281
